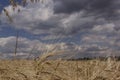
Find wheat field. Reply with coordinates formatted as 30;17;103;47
0;57;120;80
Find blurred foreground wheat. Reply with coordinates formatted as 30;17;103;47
0;57;120;80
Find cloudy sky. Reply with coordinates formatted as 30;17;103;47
0;0;120;59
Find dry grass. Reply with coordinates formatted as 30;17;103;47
0;58;120;80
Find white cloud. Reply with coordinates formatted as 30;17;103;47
0;36;81;59
0;36;46;59
40;34;68;40
0;36;91;59
93;23;115;32
0;36;120;59
0;0;54;34
0;0;98;36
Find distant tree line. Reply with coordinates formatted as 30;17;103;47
66;56;120;61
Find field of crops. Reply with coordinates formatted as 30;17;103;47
0;58;120;80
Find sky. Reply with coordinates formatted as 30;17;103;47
0;0;120;59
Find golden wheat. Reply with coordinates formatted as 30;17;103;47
0;57;119;80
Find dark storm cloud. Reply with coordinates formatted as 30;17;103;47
51;0;120;36
54;0;114;13
54;0;120;19
54;0;86;13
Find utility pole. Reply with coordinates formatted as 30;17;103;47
14;31;19;59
